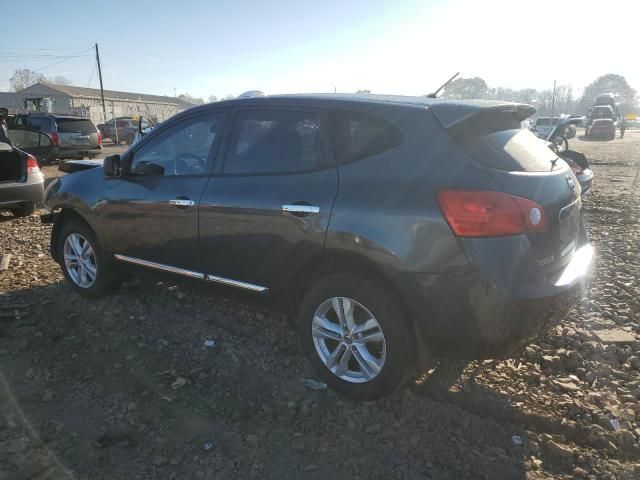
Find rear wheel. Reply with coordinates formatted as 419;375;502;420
11;202;35;218
125;134;135;145
55;220;121;298
297;273;411;400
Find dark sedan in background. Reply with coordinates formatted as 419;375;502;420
43;94;593;399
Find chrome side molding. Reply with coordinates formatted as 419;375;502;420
113;254;269;293
282;204;320;214
169;199;195;207
114;254;205;279
205;274;269;293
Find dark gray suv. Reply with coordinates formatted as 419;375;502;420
43;94;593;399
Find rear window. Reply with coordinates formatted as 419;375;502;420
56;118;96;134
329;110;404;165
462;128;559;172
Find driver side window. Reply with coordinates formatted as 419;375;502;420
131;112;226;176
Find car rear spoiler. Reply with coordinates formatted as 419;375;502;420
429;101;536;137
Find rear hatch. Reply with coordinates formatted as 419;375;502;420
56;118;99;148
467;129;581;274
433;102;582;276
0;145;25;184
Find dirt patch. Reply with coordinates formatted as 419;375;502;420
1;132;639;479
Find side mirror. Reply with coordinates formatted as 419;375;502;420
103;154;121;177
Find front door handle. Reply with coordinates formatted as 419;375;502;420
169;198;195;208
282;203;320;216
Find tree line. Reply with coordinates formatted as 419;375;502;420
9;67;638;114
436;74;638;116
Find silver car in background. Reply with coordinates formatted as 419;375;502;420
0;127;52;216
12;114;102;162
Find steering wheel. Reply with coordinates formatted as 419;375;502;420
172;152;206;175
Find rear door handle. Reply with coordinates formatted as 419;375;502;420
169;198;195;208
282;204;320;216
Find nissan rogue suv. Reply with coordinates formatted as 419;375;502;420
43;94;593;399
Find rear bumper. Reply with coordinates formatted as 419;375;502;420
391;242;593;360
55;146;102;159
577;169;593;195
0;178;44;207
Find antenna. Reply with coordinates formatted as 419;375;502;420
426;72;460;98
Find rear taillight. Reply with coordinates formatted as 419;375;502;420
437;190;547;237
51;131;59;146
97;131;102;146
26;155;40;175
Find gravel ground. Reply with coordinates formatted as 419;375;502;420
1;131;639;479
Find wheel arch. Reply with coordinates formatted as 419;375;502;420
50;208;96;263
286;251;431;373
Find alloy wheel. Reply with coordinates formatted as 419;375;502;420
311;297;386;383
63;233;97;288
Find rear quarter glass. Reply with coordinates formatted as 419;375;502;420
460;128;559;172
28;117;53;131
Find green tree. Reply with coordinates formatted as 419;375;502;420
441;77;489;100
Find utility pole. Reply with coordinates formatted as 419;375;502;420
95;43;107;123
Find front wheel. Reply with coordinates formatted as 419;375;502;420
297;273;411;400
55;220;122;298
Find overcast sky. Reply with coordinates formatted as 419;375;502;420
1;0;638;99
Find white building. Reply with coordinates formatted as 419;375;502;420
0;83;194;124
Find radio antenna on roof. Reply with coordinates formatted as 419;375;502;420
426;72;460;98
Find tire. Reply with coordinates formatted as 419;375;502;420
125;134;135;145
12;202;35;218
297;272;411;400
55;219;121;298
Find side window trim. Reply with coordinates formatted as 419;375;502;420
127;108;230;178
218;106;333;176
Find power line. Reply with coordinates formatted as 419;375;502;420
0;45;94;83
0;47;85;51
0;53;93;59
87;61;97;87
31;46;94;73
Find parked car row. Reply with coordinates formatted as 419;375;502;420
585;94;620;140
97;116;154;145
11;113;102;163
531;116;576;140
42;94;594;399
